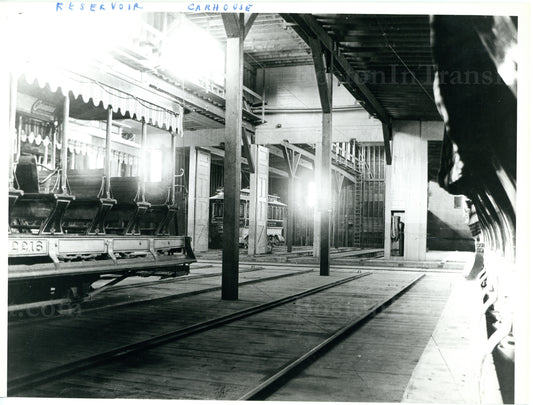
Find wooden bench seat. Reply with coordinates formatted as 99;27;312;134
62;169;116;235
9;155;73;234
141;182;178;235
106;176;150;235
10;193;74;234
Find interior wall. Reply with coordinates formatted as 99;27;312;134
255;65;382;144
258;65;355;109
384;121;440;261
360;144;385;248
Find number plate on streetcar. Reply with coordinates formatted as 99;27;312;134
8;239;49;256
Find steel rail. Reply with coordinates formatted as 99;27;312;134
239;273;425;400
199;258;462;273
79;266;315;313
8;267;314;327
98;265;264;293
8;271;371;395
8;265;261;314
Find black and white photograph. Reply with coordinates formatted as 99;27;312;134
2;1;530;403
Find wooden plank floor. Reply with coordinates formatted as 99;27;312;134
8;267;347;381
12;271;433;399
80;263;300;311
402;277;503;404
266;273;456;402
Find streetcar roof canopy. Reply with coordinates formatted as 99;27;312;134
16;68;184;134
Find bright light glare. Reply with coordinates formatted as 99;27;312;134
149;149;163;182
497;42;517;93
307;182;317;208
159;18;225;86
8;11;141;72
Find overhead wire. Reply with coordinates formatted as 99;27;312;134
374;16;435;104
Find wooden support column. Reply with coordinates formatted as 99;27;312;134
169;131;177;205
140;119;148;202
7;72;23;233
287;175;295;252
59;95;70;194
187;147;211;252
248;145;269;255
313;145;322;257
195;149;211;251
310;36;333;276
282;145;301;253
187;146;197;242
333;172;345;248
104;107;113;198
8;72;17;189
222;13;246;300
320;112;332;275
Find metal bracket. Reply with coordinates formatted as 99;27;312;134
106;239;117;264
87;271;132;300
149;239;158;262
48;238;60;270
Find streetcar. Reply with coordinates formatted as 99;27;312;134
7;69;195;310
209;188;287;248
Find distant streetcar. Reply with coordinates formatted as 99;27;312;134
209;188;287;248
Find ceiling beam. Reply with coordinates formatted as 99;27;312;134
146;72;256;131
204;146;290;178
244;14;258;39
269;166;289;178
331;164;356;184
382;122;392;165
186;111;224;129
281;141;356;184
280;13;391;124
242;128;255;173
309;37;332;114
222;13;243;38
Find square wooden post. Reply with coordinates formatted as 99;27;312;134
319;112;332;275
248;145;269;255
222;14;245;300
310;36;333;276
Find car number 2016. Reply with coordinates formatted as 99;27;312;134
9;239;48;256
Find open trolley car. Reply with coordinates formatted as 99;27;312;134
7;69;195;310
209;188;287;248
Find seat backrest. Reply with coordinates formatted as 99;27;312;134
68;169;105;199
110;176;141;204
15;154;39;193
145;182;170;205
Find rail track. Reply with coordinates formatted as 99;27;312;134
8;265;313;326
8;263;255;314
8;271;373;395
198;257;464;273
238;274;424;400
92;264;264;292
7;269;449;401
9;255;450;322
